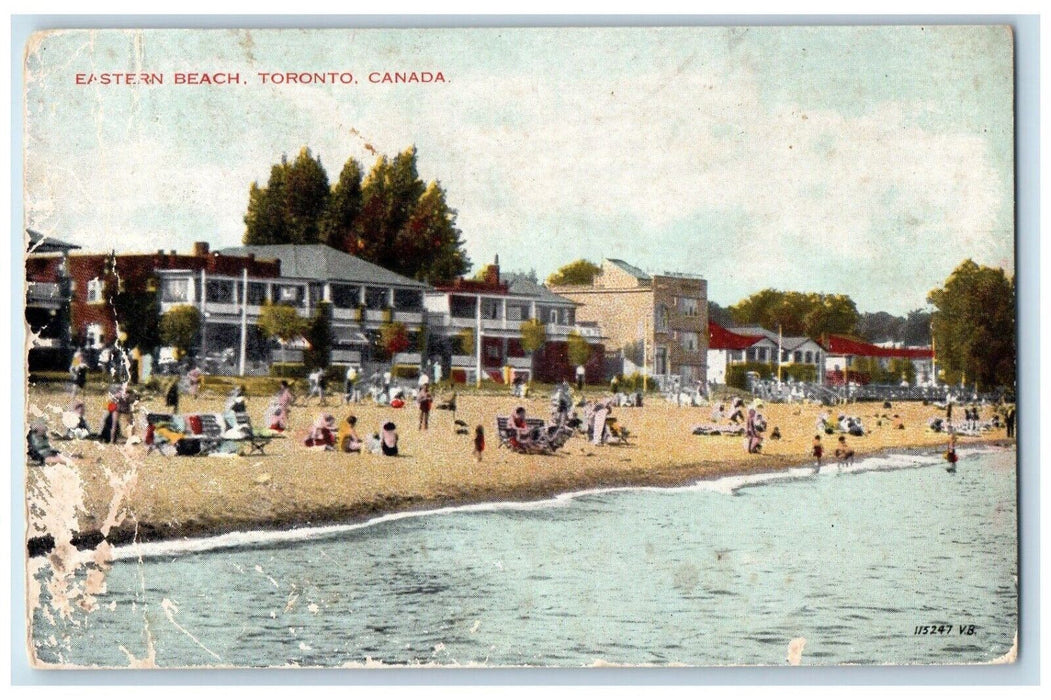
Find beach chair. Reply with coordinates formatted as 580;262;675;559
233;412;284;455
144;412;174;456
179;413;224;454
495;416;513;449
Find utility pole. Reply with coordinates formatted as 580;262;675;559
238;267;248;376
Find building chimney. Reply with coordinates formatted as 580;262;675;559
484;254;500;286
192;241;210;257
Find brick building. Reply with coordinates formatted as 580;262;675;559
550;259;708;385
26;241;279;357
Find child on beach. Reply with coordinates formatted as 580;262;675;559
473;425;485;462
338;415;362;453
945;432;959;470
812;435;823;465
417;384;432;430
834;436;854;466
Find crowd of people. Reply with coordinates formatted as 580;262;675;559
28;357;1016;472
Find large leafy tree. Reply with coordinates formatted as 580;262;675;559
303;302;333;371
903;309;932;346
159;305;202;358
730;290;859;338
546;259;602;286
257;302;309;346
320;157;364;252
244;148;330;245
379;321;410;359
856;311;905;344
567;331;592;368
519;319;547;356
927;260;1015;388
284;148;330;244
244;145;470;283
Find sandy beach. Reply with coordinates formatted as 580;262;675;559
25;383;1013;550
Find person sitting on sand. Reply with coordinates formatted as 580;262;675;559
711;403;725;423
834;435;855;465
225;384;247;413
27;421;64;465
99;400;121;443
337;415;362;453
770;426;782;440
510;406;530;450
304;414;337;450
380;421;399;457
264;403;287;432
812;435;823;465
61;399;92;440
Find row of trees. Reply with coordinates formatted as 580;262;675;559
244;146;471;283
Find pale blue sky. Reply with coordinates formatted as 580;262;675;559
23;26;1014;314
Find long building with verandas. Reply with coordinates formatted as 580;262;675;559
423;257;605;385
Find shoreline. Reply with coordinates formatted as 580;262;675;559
28;435;1014;557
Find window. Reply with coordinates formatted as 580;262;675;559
655;304;670;332
450;295;477;318
206;280;235;303
679;297;700;317
331;284;360;308
277;285;304;306
85;323;103;348
161;278;189;303
309;283;324;306
655;347;668;375
758;347;767;362
86;278;104;304
247;283;267;306
793;351;803;363
481;299;501;320
394;289;423;312
680;331;699;352
365;287;388;309
549;309;558;324
805;351;814;363
506;303;530;322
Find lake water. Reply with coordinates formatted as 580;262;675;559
30;447;1017;667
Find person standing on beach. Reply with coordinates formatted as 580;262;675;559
344;365;358;404
834;436;854;465
1006;405;1016;438
576;364;586;392
187;366;202;399
473;425;485;462
164;375;180;415
745;408;762;454
812;435;823;466
417;384;432;430
275;380;295;422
